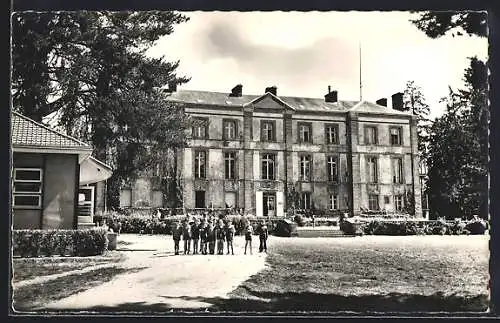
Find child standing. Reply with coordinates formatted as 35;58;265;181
244;222;253;255
182;220;192;255
207;221;216;255
200;220;208;255
258;220;269;253
225;221;235;255
192;218;200;255
172;222;182;255
216;220;225;255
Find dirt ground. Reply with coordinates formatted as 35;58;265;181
42;234;267;311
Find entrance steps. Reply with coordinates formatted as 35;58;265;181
77;215;95;230
295;226;354;238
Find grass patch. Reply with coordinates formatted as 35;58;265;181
11;251;125;283
12;265;146;312
227;236;489;312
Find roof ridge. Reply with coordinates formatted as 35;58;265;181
177;89;358;102
12;111;92;149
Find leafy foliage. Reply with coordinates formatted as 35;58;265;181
12;228;108;257
11;12;192;207
426;58;488;219
410;11;487;38
403;81;432;159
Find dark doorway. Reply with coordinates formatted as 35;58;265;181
195;191;205;209
263;192;276;217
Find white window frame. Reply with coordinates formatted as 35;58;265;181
261;153;276;180
327;156;338;182
368;194;379;211
390;127;402;146
194;151;206;179
394;195;404;212
330;194;338;210
367;156;378;183
13;168;43;209
299;155;311;181
392;157;404;184
300;192;311;210
224;120;236;140
224;152;236;179
299;124;311;143
262;121;274;142
326;125;338;144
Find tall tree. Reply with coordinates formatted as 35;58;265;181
12;11;192;208
403;80;431;159
410;11;488;220
426;58;488;219
410;11;487;38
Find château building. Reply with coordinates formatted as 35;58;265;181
119;84;423;218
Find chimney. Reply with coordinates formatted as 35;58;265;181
229;84;243;97
391;92;404;111
325;86;338;103
265;86;277;96
376;98;387;107
168;80;177;92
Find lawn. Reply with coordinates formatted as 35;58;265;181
221;235;490;313
12;265;146;312
11;251;125;283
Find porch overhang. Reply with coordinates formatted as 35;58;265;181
79;156;113;185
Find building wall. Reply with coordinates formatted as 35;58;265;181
12;153;44;229
121;95;422;218
13;153;78;229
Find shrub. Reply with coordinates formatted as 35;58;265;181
12;228;108;257
466;220;487;235
294;214;305;227
104;213;173;235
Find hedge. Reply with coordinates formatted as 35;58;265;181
359;219;487;236
12;228;108;257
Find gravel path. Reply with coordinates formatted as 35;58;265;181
43;234;267;311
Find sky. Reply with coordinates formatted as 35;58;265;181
146;11;488;120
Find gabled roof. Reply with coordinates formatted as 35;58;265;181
164;89;405;114
11;111;92;151
165;90;359;112
350;101;411;116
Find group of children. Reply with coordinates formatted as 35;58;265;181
171;217;269;256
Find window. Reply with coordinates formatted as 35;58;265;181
365;126;377;145
223;120;237;140
192;118;208;139
325;124;339;144
298;123;312;143
195;191;206;208
224;152;236;179
390;127;402;145
330;194;338;210
261;121;275;142
261;153;276;180
392;157;404;184
394;195;404;212
368;194;379;211
300;192;311;210
194;151;206;179
13;168;43;208
299;155;312;181
367;156;378;183
327;156;338;182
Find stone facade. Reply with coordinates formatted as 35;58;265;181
149;86;423;218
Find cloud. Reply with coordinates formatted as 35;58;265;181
198;20;359;92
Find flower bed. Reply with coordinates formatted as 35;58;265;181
12;228;108;257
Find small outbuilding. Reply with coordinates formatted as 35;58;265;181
11;112;112;229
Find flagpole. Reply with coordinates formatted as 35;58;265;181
359;41;363;101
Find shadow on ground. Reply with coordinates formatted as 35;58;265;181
37;290;489;314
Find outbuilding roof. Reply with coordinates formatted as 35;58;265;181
11;111;92;151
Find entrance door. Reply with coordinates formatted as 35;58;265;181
195;191;206;209
263;193;276;217
78;186;95;217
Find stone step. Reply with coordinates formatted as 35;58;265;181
78;215;94;224
296;229;353;238
78;222;97;230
